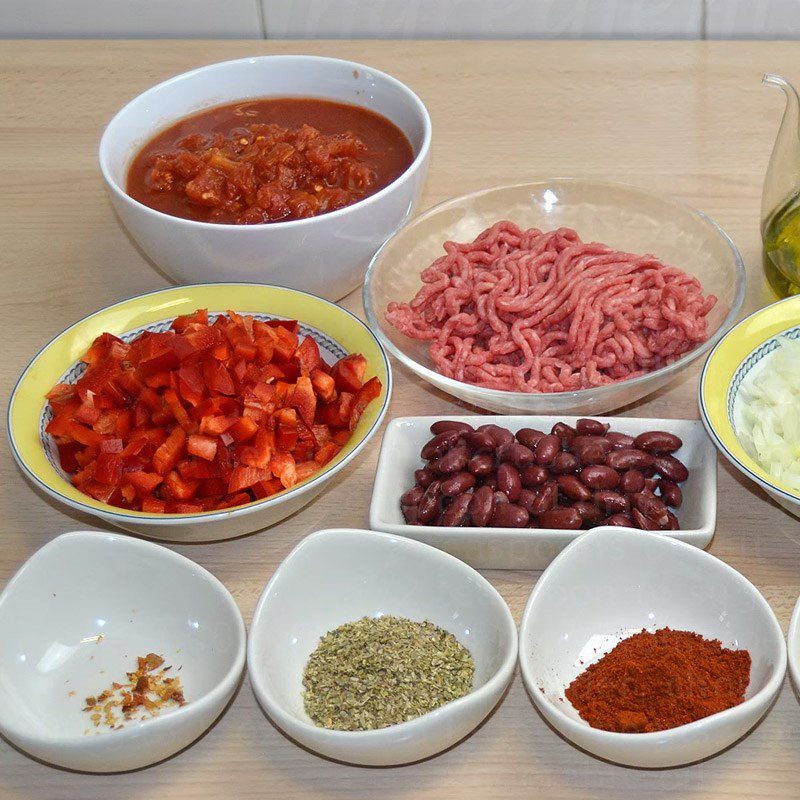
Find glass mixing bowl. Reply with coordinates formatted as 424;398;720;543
363;179;746;415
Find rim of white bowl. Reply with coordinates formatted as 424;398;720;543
518;527;787;743
786;591;800;692
246;527;519;745
98;55;432;231
698;293;800;506
0;530;246;747
6;282;392;525
363;177;746;405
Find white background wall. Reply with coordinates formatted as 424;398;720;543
1;0;799;38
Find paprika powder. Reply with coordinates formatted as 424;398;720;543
564;627;751;733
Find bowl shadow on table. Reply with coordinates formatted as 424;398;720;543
250;673;515;779
0;669;247;776
520;673;781;782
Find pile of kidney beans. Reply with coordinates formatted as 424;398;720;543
400;420;689;530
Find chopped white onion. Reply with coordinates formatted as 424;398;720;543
738;336;800;491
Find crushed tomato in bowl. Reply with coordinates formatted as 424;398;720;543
45;309;382;514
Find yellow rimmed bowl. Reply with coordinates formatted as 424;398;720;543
7;283;391;542
699;294;800;519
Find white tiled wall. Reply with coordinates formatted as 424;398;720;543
262;0;703;39
706;0;800;39
0;0;263;38
1;0;799;39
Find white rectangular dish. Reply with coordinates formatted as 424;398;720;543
369;415;717;570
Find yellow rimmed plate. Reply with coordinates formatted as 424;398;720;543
699;293;800;518
8;283;392;542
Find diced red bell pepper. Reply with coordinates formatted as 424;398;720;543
314;442;340;465
252;477;284;499
100;437;124;454
203;359;235;396
152;426;186;475
200;415;238;435
162;470;199;501
349;376;383;430
228;417;258;443
228;465;272;494
291;376;317;427
294;336;322;376
188;434;217;462
295;460;319;483
127;471;163;495
178;365;205;407
331;354;367;393
311;369;336;403
142;496;167;513
270;451;297;489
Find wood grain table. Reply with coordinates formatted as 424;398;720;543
2;39;800;800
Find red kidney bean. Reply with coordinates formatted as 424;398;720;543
557;474;592;501
594;489;630;514
477;424;514;449
430;420;474;436
633;431;683;455
530;481;558;515
468;485;494;527
644;477;659;492
653;455;689;483
497;463;521;502
658;479;683;508
414;468;435;488
580;465;620;490
468;453;495;477
436;445;469;474
515;428;546;449
401;504;419;524
605;513;634;527
520;464;548;487
666;511;680;530
498;442;535;467
417;480;442;523
632;492;669;527
440;493;473;526
401;486;424;506
632;507;660;531
573;443;608;466
550;451;579;474
490;503;529;528
572;501;602;525
466;430;495;452
619;469;645;494
517;488;537;514
534;434;560;465
606;431;635;450
576;418;610;436
538;507;582;530
421;430;462;460
493;490;509;506
551;422;576;447
572;435;613;452
441;471;476;497
606;448;655;471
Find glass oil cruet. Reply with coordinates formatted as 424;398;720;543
762;73;800;298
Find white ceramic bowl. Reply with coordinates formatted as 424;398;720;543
363;179;745;414
787;592;800;698
519;528;786;768
99;56;431;301
370;415;717;570
247;528;517;766
0;531;246;772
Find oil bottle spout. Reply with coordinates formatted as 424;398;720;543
764;73;800;141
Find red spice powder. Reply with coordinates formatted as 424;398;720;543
564;627;751;733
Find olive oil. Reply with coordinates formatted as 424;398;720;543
763;192;800;298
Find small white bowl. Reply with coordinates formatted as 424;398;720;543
0;531;246;772
786;593;800;699
99;56;431;301
519;528;786;769
247;528;517;766
370;415;717;570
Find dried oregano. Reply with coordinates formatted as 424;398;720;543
302;615;475;731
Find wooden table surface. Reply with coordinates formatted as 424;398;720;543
2;39;800;799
